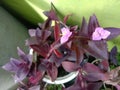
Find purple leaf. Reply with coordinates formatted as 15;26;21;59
67;51;77;62
29;71;44;84
64;73;87;90
53;49;63;58
26;37;38;45
54;21;61;41
104;27;120;40
17;47;32;64
63;14;71;24
62;61;79;72
83;63;110;81
79;17;89;37
27;25;51;43
87;82;103;90
71;39;84;64
98;60;109;71
47;62;58;81
88;15;100;37
41;18;52;30
109;46;118;65
2;58;21;73
115;85;120;90
30;43;50;57
84;40;108;60
49;45;71;66
74;46;84;64
70;25;78;31
43;9;58;20
26;28;51;57
40;59;58;81
35;28;51;42
2;48;32;83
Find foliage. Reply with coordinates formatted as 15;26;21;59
2;8;120;90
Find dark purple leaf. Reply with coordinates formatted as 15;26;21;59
49;45;71;66
26;37;38;46
70;25;78;32
64;72;87;90
67;51;77;62
49;52;67;67
30;43;50;57
71;40;84;64
82;63;110;81
47;62;58;81
104;27;120;40
62;61;79;72
35;28;51;42
84;40;108;60
42;18;52;30
54;21;61;41
2;48;32;83
79;17;89;37
17;47;32;64
64;84;82;90
26;28;51;57
53;49;63;58
75;46;84;64
87;82;103;90
109;46;118;65
27;25;51;44
43;9;58;20
88;15;100;37
38;60;49;71
63;14;71;24
29;71;44;84
98;60;109;71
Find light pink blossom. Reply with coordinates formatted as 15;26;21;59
92;27;111;40
60;27;72;44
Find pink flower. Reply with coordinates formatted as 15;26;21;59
92;27;111;40
60;27;72;44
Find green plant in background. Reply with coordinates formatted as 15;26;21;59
46;84;63;90
1;0;120;52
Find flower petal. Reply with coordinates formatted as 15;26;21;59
92;27;111;40
60;27;72;44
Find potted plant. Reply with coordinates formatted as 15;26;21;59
2;9;120;90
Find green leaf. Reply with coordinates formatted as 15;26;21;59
0;6;28;90
107;36;120;52
2;0;120;27
1;0;50;24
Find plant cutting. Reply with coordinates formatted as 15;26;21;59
2;8;120;90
